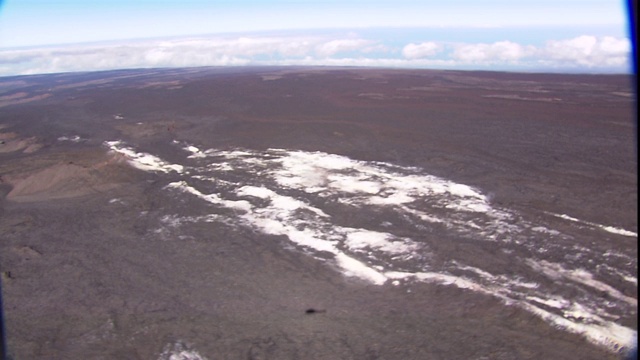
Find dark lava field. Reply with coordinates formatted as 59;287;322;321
0;67;637;359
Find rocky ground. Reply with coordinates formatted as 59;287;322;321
0;67;637;359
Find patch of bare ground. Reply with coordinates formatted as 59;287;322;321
261;75;283;81
1;148;135;202
482;94;562;102
138;80;184;90
611;91;633;97
0;128;42;154
0;93;52;108
51;78;115;91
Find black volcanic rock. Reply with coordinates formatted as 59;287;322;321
0;67;636;360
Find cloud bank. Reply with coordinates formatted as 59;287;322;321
0;31;631;76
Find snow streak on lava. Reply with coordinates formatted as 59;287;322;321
106;140;638;354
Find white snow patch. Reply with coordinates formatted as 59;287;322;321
335;253;388;285
237;185;329;217
528;260;638;306
185;145;201;153
368;193;414;205
158;146;636;354
167;181;251;212
519;301;637;354
263;221;338;253
526;295;571;309
385;271;492;293
236;185;274;199
532;226;561;235
506;278;540;289
601;226;638;237
344;230;418;254
327;174;381;194
622;275;638;286
550;213;637;237
446;199;491;213
158;342;208;360
57;135;83;142
106;141;183;173
184;144;207;158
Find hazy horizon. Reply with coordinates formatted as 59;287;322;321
0;1;634;76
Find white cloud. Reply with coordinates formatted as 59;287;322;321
402;42;441;59
0;33;631;76
452;41;536;63
0;36;320;75
272;56;458;69
0;35;383;75
315;39;376;57
542;35;631;67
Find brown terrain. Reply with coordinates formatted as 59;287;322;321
0;67;637;359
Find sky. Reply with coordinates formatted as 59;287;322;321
0;0;634;76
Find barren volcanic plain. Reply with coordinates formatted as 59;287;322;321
0;67;637;359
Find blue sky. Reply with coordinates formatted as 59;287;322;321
0;0;633;76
